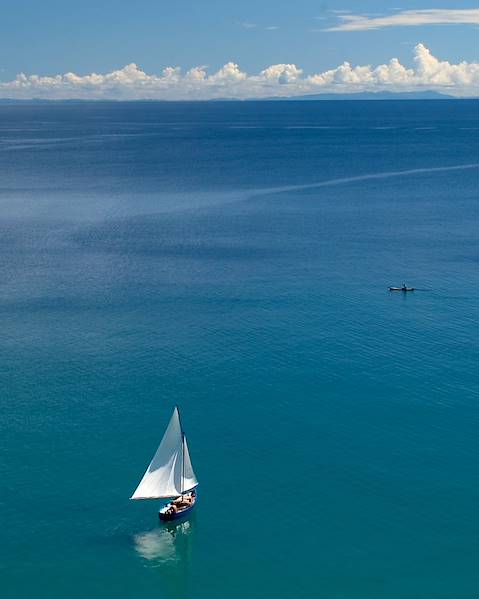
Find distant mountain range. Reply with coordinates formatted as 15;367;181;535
263;90;457;101
0;90;474;103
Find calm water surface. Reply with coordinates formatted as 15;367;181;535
2;100;479;598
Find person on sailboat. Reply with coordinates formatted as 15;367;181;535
166;493;192;515
170;493;191;508
172;495;187;508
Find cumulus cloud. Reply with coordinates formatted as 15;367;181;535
261;63;302;84
325;8;479;31
3;44;479;100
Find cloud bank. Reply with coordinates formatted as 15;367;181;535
326;8;479;31
2;44;479;100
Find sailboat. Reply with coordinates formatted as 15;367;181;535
131;406;199;521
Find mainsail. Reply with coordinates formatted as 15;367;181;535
131;407;198;500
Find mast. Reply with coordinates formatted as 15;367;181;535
182;432;186;494
176;405;185;494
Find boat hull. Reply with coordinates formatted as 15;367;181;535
389;287;414;292
159;502;195;521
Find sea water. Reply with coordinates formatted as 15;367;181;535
2;100;479;598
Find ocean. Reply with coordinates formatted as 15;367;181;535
2;100;479;598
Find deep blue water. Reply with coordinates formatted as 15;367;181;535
2;100;479;598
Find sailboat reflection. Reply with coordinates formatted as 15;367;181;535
134;517;195;565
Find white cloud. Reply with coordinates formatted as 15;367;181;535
260;63;302;84
325;8;479;31
208;62;247;83
242;22;279;30
3;44;479;100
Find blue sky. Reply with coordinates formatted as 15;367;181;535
3;1;479;98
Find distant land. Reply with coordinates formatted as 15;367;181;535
265;90;457;101
0;91;474;103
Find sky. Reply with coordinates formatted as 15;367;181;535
3;0;479;99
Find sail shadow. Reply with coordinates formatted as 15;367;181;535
133;516;195;567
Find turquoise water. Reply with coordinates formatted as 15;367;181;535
2;101;479;598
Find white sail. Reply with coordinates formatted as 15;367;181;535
182;435;198;492
131;408;184;499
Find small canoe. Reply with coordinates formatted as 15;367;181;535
389;287;414;292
